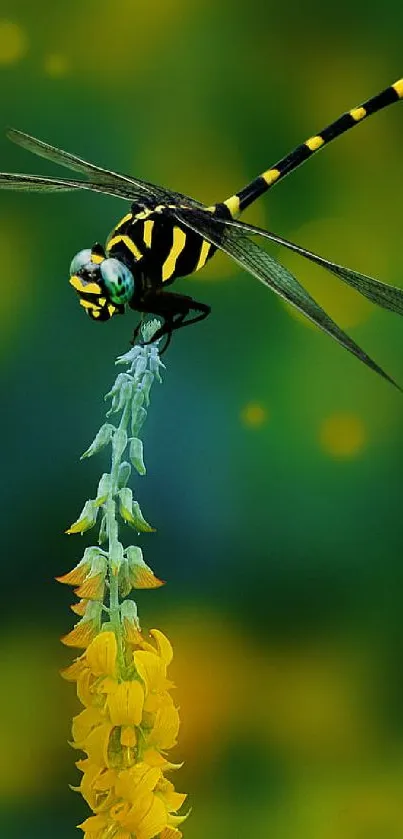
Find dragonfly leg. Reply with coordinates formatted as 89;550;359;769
138;290;211;349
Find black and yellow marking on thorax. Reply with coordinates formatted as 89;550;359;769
106;204;216;285
222;78;403;216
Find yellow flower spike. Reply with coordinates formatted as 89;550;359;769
133;650;168;694
86;631;117;677
149;629;174;665
72;706;104;743
61;336;186;836
106;680;144;726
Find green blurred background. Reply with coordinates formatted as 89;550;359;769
1;1;403;837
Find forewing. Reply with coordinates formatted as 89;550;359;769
215;216;403;316
6;128;203;208
174;207;401;390
0;171;147;199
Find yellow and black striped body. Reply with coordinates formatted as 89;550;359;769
105;79;403;298
106;203;218;290
222;78;403;215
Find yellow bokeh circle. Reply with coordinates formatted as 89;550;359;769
44;53;69;78
319;412;367;458
241;402;268;427
0;21;27;65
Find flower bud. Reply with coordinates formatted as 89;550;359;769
66;499;98;535
94;473;111;506
129;437;146;475
80;423;115;459
112;428;128;462
117;461;131;489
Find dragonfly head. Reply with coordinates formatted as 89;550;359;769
69;244;135;320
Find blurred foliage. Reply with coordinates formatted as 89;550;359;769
1;1;403;837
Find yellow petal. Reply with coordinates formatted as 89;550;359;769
72;706;104;743
115;763;161;804
74;572;105;601
149;629;173;665
86;631;117;676
56;562;91;586
120;726;137;747
156;778;187;813
76;668;95;707
70;599;87;616
83;721;113;765
92;768;118;791
77;813;108;832
148;698;180;750
136;794;168;839
160;829;182;839
142;748;170;767
168;809;191;828
60;656;86;681
124;621;156;652
106;680;144;725
61;619;97;648
133;650;167;694
121;793;167;838
130;564;165;589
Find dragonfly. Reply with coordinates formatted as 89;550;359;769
1;79;402;388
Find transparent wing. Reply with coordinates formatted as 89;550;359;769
0;172;141;196
174;207;401;391
214;215;403;317
6;128;203;208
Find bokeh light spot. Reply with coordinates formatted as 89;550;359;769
0;21;27;65
241;401;268;427
319;412;367;458
44;53;69;77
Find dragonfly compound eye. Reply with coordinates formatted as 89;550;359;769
69;248;93;276
100;258;135;305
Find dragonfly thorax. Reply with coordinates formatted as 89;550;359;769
69;245;135;321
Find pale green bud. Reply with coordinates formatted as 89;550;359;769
94;473;111;506
131;406;147;436
129;437;146;476
80;423;115;459
117;461;132;488
112;428;128;462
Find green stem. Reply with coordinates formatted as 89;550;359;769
107;399;131;675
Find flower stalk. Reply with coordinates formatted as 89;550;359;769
58;320;187;839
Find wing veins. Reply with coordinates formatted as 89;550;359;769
212;215;403;316
173;207;401;391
